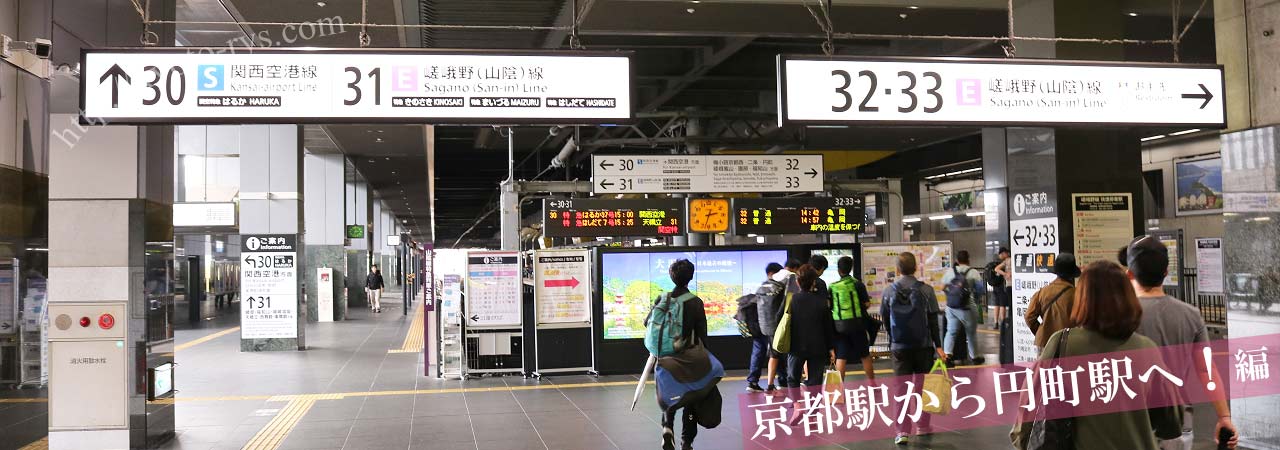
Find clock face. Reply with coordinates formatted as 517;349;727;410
689;198;729;233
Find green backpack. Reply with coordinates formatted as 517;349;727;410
830;276;863;334
645;292;696;357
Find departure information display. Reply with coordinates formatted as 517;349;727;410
542;198;685;237
732;197;865;235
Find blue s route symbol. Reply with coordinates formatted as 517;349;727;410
198;65;225;91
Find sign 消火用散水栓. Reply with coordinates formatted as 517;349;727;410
779;55;1225;128
81;49;631;124
590;154;823;194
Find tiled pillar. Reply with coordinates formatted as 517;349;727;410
346;178;370;308
303;153;346;321
239;125;305;351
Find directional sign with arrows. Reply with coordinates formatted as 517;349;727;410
465;251;522;328
534;250;591;326
591;154;824;194
780;55;1226;128
98;64;131;109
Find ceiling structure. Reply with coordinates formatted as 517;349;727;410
171;0;1218;247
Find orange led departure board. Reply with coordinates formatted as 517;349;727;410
542;198;686;237
732;197;865;235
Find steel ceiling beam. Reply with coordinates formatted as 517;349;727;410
542;0;599;48
639;36;755;112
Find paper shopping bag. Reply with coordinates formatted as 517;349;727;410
822;369;844;405
922;359;952;415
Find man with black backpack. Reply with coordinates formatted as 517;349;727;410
940;250;986;366
879;252;946;446
743;263;783;393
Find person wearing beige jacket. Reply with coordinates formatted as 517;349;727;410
1024;253;1080;351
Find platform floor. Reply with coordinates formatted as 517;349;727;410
3;291;1225;450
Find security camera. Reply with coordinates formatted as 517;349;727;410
32;38;51;59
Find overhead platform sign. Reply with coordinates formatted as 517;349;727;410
80;48;631;124
591;154;823;194
779;55;1226;127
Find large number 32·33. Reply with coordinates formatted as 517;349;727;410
831;69;943;114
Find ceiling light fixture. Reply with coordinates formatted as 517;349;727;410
909;5;920;9
316;1;326;6
873;220;887;226
686;7;695;13
966;211;987;217
1128;12;1138;16
1140;134;1166;142
1169;128;1201;136
375;137;384;143
903;217;922;223
929;214;954;221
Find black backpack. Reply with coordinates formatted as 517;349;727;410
984;261;1005;288
944;267;974;309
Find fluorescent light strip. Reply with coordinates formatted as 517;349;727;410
902;217;922;223
924;167;982;180
1140;135;1166;142
966;211;986;217
1169;128;1201;136
873;220;887;226
929;214;954;221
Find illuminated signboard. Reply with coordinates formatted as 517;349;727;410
732;197;865;235
542;198;685;237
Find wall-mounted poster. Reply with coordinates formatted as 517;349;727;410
1175;156;1223;216
860;241;953;303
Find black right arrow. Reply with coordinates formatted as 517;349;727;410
98;64;132;109
1181;83;1213;109
804;168;818;178
599;179;615;189
599;160;614;170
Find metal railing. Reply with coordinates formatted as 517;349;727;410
1165;268;1226;325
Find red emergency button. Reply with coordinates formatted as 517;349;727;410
99;314;115;330
79;317;91;327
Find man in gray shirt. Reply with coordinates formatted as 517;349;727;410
1128;236;1237;450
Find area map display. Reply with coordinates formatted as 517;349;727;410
601;249;787;339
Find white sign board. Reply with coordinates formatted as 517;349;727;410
591;154;824;194
779;56;1225;127
1195;238;1224;294
172;202;236;227
1010;216;1060;363
534;250;591;326
82;49;631;124
465;251;522;328
386;235;401;247
1072;193;1134;267
240;234;298;339
317;267;334;323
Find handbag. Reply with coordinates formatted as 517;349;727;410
1027;328;1074;450
771;293;794;354
822;369;844;404
922;359;952;415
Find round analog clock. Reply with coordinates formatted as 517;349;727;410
688;198;730;233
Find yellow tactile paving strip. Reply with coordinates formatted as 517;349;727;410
17;437;47;450
174;326;241;352
387;304;425;354
240;395;326;450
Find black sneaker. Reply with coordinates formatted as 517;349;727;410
661;427;675;450
972;356;987;365
746;383;764;393
766;384;778;393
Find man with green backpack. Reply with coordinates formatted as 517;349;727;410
644;259;723;450
830;256;876;381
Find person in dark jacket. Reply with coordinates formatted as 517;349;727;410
745;263;783;393
655;259;714;450
785;264;836;389
879;252;946;445
366;264;386;313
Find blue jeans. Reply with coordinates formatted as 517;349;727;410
944;306;979;359
747;334;770;384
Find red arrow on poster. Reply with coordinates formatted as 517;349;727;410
544;277;580;289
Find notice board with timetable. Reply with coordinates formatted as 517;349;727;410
1071;193;1134;267
465;251;522;328
239;234;299;339
533;250;592;326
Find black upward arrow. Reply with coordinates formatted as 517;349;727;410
99;64;131;109
1181;83;1213;109
804;168;818;178
599;160;614;170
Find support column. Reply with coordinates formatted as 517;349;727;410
345;176;370;307
239;125;305;351
303;153;346;322
1218;2;1280;447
